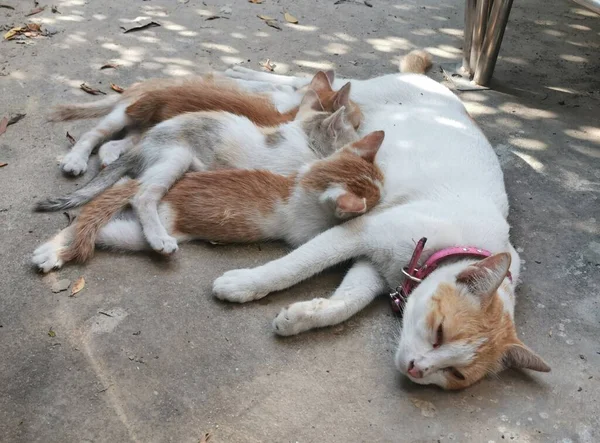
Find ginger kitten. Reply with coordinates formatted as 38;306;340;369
32;131;385;271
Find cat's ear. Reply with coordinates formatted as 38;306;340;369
324;70;336;85
299;89;324;114
335;192;367;217
503;342;551;372
323;106;349;136
309;71;333;94
456;253;511;307
348;130;385;163
332;82;352;110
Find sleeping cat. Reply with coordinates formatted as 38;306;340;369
36;89;359;255
32;131;384;271
48;70;361;175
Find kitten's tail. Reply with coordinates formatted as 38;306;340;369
47;95;122;122
60;180;140;263
35;153;138;212
400;49;433;74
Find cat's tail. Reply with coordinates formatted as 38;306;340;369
47;95;123;122
60;180;140;263
35;153;138;212
400;50;433;74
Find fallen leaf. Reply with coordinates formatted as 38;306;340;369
26;5;46;16
48;328;56;337
249;0;263;3
27;23;42;32
51;5;60;13
120;19;161;33
63;211;76;227
66;131;76;145
70;276;85;296
205;15;229;20
284;12;298;24
4;26;24;40
0;4;16;10
0;162;7;167
199;432;212;443
51;279;71;293
80;83;106;95
100;63;119;70
257;14;275;21
260;59;276;71
265;19;281;30
110;83;125;93
410;398;437;417
0;116;8;136
8;113;26;125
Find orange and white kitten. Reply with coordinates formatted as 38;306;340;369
32;132;384;270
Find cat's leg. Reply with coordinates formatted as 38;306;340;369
213;221;365;303
225;66;311;89
272;260;386;336
131;145;194;254
98;132;141;168
95;218;148;251
61;103;132;176
32;225;76;272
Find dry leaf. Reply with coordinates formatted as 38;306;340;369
100;63;119;70
0;162;7;168
66;131;76;145
63;211;76;227
249;0;263;3
4;26;24;40
284;12;298;24
120;19;161;33
48;329;56;337
410;398;437;417
71;277;85;296
257;14;275;21
8;113;26;125
27;22;41;32
205;15;229;20
0;116;8;136
51;279;71;293
199;432;212;443
110;83;125;93
265;20;281;30
51;5;61;14
260;59;276;71
26;5;46;16
0;4;16;10
80;83;106;95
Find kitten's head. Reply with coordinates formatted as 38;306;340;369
299;131;385;219
395;253;550;390
296;89;359;157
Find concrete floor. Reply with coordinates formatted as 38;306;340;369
1;0;599;442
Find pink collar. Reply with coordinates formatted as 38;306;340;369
389;237;511;312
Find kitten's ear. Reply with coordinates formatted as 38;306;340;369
503;342;551;372
456;252;511;307
333;82;352;110
324;70;336;85
309;71;333;94
335;192;367;217
299;89;324;113
348;130;385;163
323;106;349;136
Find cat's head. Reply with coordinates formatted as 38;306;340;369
299;130;385;219
296;89;359;157
302;71;362;129
395;253;550;390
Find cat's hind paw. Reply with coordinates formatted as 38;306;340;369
212;269;269;303
147;234;178;255
224;65;262;80
32;241;65;273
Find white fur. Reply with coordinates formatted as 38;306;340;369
216;67;521;388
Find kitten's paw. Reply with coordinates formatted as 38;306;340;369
213;269;269;303
224;66;261;80
273;298;331;336
32;242;65;273
99;140;124;167
147;234;179;255
61;152;88;176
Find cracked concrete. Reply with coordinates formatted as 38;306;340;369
0;0;599;442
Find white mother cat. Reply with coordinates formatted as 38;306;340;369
215;52;550;389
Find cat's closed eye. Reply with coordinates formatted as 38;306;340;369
433;323;443;348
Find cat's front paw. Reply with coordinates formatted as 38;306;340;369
32;241;65;273
213;269;270;303
147;234;178;255
273;298;330;336
99;140;124;167
224;65;262;80
61;152;88;176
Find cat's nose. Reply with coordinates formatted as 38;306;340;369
407;360;423;379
